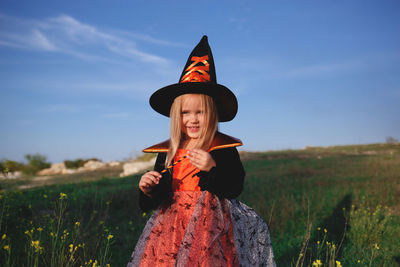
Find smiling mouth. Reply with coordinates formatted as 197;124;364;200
187;126;200;132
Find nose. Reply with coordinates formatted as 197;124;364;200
190;113;199;123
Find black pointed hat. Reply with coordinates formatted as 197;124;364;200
149;35;238;122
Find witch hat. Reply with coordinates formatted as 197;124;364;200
149;35;238;122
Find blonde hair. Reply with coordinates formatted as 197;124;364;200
166;94;218;166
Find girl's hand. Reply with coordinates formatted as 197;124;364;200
139;171;162;197
188;149;216;172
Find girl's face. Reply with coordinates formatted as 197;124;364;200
181;94;205;141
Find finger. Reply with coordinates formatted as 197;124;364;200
189;153;199;162
188;154;197;162
188;154;197;163
190;157;203;168
147;171;162;178
143;176;159;186
148;175;160;184
143;174;160;184
189;149;199;157
190;150;203;160
191;148;207;156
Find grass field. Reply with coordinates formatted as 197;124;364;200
0;143;399;266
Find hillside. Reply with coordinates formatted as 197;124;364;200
0;143;399;266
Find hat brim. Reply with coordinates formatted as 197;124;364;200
150;82;238;122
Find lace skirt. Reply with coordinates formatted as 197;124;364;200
127;191;276;267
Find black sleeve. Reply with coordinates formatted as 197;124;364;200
197;147;245;199
138;153;172;212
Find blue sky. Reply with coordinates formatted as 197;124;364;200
1;0;399;164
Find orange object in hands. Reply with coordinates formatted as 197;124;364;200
171;149;200;192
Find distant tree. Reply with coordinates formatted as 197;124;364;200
0;160;4;174
24;153;51;175
386;136;399;144
0;159;24;174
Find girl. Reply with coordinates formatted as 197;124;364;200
127;36;275;267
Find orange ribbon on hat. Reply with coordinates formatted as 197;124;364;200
180;55;210;83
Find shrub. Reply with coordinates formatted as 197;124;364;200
85;158;101;163
23;154;51;175
64;158;85;169
0;159;25;174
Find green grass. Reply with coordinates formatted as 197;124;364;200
0;143;399;266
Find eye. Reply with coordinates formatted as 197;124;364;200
197;110;204;114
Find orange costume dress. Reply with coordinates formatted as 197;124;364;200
127;134;276;267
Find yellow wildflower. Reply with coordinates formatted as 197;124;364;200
3;245;10;252
312;259;322;266
93;260;98;267
43;194;47;198
106;264;110;267
50;232;55;237
69;243;74;253
31;240;43;253
336;260;342;267
107;234;114;240
59;192;68;200
75;221;80;227
37;227;43;232
357;259;361;263
317;241;320;245
374;243;380;250
317;227;321;231
1;234;6;240
324;228;327;233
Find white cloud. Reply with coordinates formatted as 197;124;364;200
114;30;187;48
0;39;25;49
31;29;57;51
0;13;173;66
